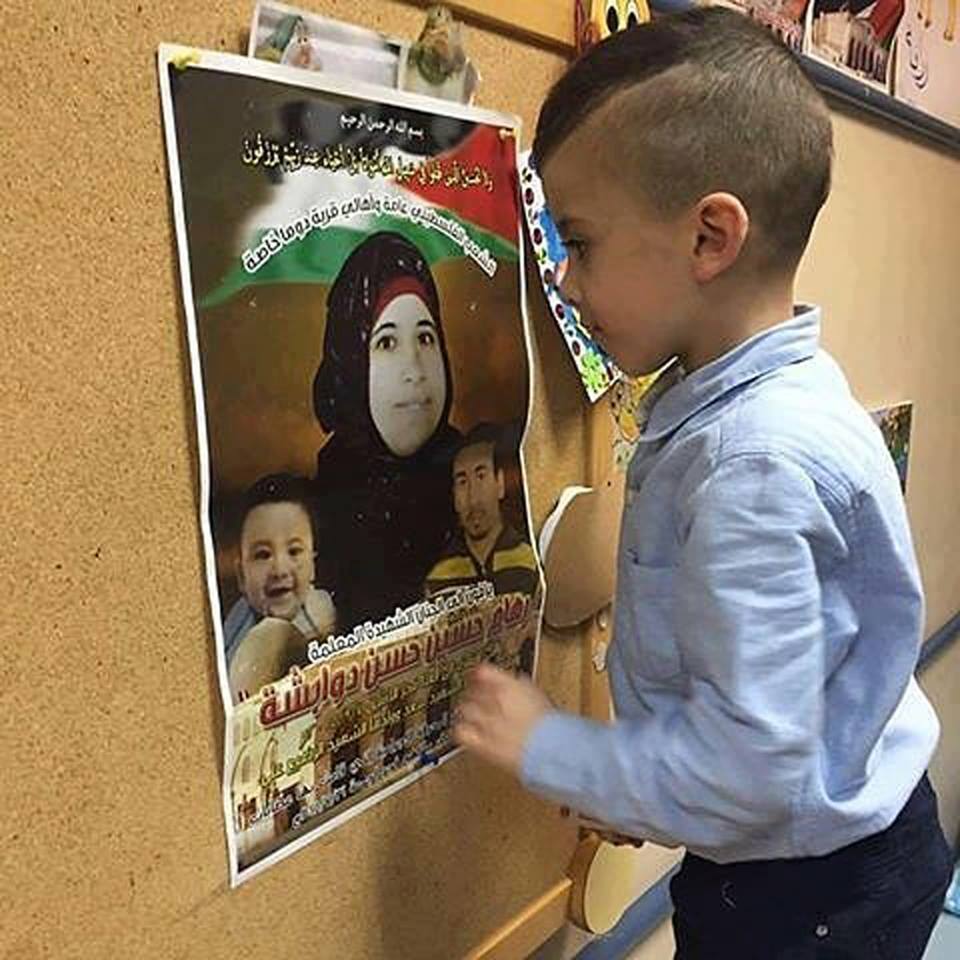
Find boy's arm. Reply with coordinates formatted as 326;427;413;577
459;454;846;852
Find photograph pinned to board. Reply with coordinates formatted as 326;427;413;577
249;0;406;87
870;401;913;492
402;4;480;104
158;46;542;884
807;0;905;89
249;1;479;103
519;151;621;401
894;0;960;128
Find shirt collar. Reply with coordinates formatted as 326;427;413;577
640;305;821;442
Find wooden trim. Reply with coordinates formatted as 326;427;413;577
566;834;603;930
403;0;574;50
919;610;960;671
463;878;572;960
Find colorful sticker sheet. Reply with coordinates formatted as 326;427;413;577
519;151;622;402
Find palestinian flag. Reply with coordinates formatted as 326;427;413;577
201;123;520;308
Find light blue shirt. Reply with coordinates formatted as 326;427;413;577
522;307;939;863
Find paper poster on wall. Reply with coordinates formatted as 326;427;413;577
807;0;905;90
870;401;913;492
158;46;543;884
894;0;960;127
519;152;621;401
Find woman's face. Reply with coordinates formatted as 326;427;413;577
368;293;446;456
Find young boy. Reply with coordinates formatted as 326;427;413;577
453;9;952;958
224;473;335;699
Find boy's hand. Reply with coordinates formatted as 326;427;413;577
453;663;552;777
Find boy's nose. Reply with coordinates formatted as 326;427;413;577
557;267;580;310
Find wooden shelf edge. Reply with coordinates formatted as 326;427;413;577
464;878;573;960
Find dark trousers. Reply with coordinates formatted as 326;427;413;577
670;774;953;959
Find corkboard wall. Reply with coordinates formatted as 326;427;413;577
0;3;586;959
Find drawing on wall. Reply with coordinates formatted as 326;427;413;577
706;0;810;51
808;0;905;89
609;375;660;470
159;45;542;884
575;0;652;55
894;0;960;127
870;401;913;492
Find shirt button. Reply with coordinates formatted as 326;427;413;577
815;924;829;938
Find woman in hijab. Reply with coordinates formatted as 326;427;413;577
311;231;461;631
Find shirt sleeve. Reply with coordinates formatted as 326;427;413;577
520;453;848;851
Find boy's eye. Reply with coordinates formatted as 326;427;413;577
252;547;272;561
564;238;587;260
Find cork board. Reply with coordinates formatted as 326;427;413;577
0;2;585;958
4;3;960;960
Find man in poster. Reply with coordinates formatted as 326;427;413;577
425;423;538;601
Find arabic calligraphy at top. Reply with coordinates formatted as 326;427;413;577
241;127;495;192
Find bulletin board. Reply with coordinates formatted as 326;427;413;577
4;2;960;959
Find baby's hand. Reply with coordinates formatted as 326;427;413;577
453;663;552;777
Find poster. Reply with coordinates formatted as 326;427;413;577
870;401;913;492
807;0;905;89
158;46;543;884
894;0;960;127
519;152;622;401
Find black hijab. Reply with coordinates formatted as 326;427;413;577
311;232;460;629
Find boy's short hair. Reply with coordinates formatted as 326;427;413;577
238;473;316;543
532;7;833;271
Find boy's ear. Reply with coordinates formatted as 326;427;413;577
690;192;749;283
496;468;506;500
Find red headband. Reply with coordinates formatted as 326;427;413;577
373;275;434;322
